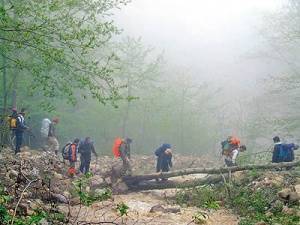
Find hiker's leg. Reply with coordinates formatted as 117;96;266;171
79;156;85;173
15;132;23;154
85;157;91;174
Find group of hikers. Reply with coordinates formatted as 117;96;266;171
221;135;299;167
6;108;299;180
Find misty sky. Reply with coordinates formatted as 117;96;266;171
114;0;286;93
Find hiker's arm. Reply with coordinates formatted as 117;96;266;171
168;155;173;167
91;144;98;157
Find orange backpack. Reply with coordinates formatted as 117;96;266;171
112;137;123;158
229;136;240;146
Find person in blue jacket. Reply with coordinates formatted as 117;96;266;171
155;144;173;181
272;136;299;163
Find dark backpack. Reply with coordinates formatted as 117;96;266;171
62;143;71;160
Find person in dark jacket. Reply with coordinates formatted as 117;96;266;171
15;109;28;154
272;136;299;163
78;137;98;174
155;144;173;181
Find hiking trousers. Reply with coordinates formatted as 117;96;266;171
15;131;23;154
48;136;59;154
80;154;91;174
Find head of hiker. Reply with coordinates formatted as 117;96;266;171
125;138;132;144
52;117;59;124
273;136;281;144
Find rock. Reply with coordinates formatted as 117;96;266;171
53;172;63;180
149;204;180;213
104;177;112;185
149;204;165;213
8;169;18;178
278;188;292;200
288;192;300;203
50;193;68;204
90;175;104;188
282;206;296;215
278;188;300;203
295;184;300;195
164;206;181;213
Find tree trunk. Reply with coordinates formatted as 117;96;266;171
124;161;300;184
128;174;227;191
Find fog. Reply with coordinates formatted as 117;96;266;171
114;0;283;87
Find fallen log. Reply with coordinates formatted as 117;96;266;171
124;160;300;184
128;174;226;191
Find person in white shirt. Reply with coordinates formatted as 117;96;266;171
225;145;246;167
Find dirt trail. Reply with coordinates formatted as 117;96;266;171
63;187;239;225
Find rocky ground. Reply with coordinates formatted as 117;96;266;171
0;147;299;225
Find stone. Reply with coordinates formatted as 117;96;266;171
50;193;68;204
149;204;165;213
90;175;104;188
278;188;291;200
8;169;18;178
288;192;300;203
282;206;296;215
53;172;63;180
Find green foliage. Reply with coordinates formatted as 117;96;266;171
175;176;300;225
176;186;220;209
116;202;129;216
72;173;111;206
0;0;130;108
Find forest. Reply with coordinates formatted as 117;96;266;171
0;1;300;225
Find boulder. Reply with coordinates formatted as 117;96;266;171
50;193;68;204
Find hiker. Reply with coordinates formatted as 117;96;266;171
40;118;51;150
78;137;98;174
155;143;173;181
112;137;133;176
272;136;299;163
15;108;28;154
48;117;59;155
68;138;80;177
221;136;246;167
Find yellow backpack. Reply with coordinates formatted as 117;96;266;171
9;117;17;129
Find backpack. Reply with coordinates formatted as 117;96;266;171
9;117;17;129
229;136;240;147
221;140;231;155
41;118;51;138
62;142;71;160
112;137;123;158
68;143;77;162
